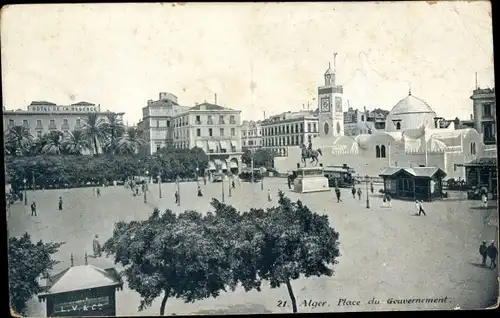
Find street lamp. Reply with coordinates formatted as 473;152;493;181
144;170;149;203
250;152;254;183
365;175;370;209
23;178;27;205
228;174;232;197
260;167;266;190
158;174;162;198
176;175;181;206
221;175;225;203
196;165;200;188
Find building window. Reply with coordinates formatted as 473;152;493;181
307;123;311;132
381;145;386;158
230;115;235;124
156;145;161;152
209;128;213;137
196;115;201;124
197;128;201;137
50;119;55;125
396;122;401;130
287;136;290;145
300;123;304;133
37;119;42;127
166;120;170;127
8;119;14;126
375;145;381;158
220;128;225;136
361;115;364;121
37;131;42;138
76;119;81;127
219;115;224;124
286;126;290;134
313;123;317;132
231;128;235;136
22;120;28;127
208;116;213;125
483;103;492;117
470;142;476;155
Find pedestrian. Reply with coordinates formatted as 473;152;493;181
58;197;63;210
357;188;362;200
415;200;420;215
96;188;101;197
203;177;207;186
232;180;235;189
481;193;488;208
335;187;342;203
386;194;392;207
268;189;272;202
93;234;101;257
19;191;23;202
351;187;356;199
486;241;498;269
30;201;37;216
370;182;374;194
175;191;179;204
287;176;292;189
92;187;96;196
418;200;426;216
479;240;488;266
197;186;203;197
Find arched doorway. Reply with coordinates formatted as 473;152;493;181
229;158;239;174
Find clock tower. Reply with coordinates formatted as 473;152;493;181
318;53;344;137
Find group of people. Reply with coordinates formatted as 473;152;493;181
479;240;498;269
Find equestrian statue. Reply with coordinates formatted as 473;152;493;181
300;140;322;166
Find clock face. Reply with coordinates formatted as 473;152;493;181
321;98;330;112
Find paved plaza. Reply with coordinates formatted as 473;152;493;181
8;178;499;315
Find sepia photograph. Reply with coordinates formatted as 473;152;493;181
2;1;498;316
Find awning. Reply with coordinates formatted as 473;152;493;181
208;161;216;170
229;161;238;169
220;160;228;170
207;141;217;151
195;140;206;150
219;140;229;150
230;140;238;150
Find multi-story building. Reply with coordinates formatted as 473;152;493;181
343;107;389;136
3;100;124;139
261;111;319;157
471;87;496;145
138;92;243;173
241;120;263;152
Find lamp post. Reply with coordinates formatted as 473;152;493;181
228;174;232;197
196;165;200;188
260;167;266;190
365;175;370;209
158;174;162;198
144;170;149;203
23;178;27;205
251;153;254;183
176;175;181;206
221;175;225;203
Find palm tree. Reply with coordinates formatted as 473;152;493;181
111;127;147;155
104;113;125;141
81;113;107;155
5;125;33;156
40;131;65;155
62;130;91;155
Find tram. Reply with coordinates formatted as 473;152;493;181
322;164;356;188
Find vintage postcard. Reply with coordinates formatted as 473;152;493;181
2;1;498;316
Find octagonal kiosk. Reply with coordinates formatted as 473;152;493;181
37;254;123;317
293;166;330;193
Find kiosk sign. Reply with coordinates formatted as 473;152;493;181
53;296;110;314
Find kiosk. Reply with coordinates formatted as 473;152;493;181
293;166;330;193
38;255;123;317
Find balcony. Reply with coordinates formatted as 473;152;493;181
207;120;214;125
35;124;44;130
48;123;57;130
229;120;236;125
195;120;202;125
219;120;225;125
61;124;70;130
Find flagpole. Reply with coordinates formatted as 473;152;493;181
388;142;391;167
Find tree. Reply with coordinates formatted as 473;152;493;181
5;125;34;156
102;209;234;316
62;130;92;155
8;233;64;315
238;191;340;313
241;148;276;168
104;113;126;141
40;131;65;155
109;127;146;155
81;113;108;155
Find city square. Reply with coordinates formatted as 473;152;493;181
8;178;498;315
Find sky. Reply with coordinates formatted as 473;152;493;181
1;2;495;125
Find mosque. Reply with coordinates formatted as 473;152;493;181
274;59;488;180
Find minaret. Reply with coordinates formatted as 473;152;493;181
318;53;344;137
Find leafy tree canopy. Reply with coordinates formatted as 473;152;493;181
8;233;64;315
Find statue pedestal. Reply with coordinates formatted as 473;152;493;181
293;167;330;194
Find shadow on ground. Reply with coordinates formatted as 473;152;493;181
467;262;491;269
470;206;498;210
190;304;273;315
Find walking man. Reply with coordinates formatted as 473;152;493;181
418;200;427;216
197;186;203;197
479;240;488;266
287;176;292;189
93;234;101;257
96;188;101;197
58;197;63;210
370;182;374;194
174;191;179;204
357;188;362;201
481;193;488;209
335;187;342;203
30;201;37;216
487;241;498;269
92;187;96;196
232;180;235;189
351;187;356;199
267;189;272;202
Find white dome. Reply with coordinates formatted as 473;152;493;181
385;92;437;132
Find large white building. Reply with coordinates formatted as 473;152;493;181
138;92;243;173
275;63;490;179
3;100;124;139
261;111;319;157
